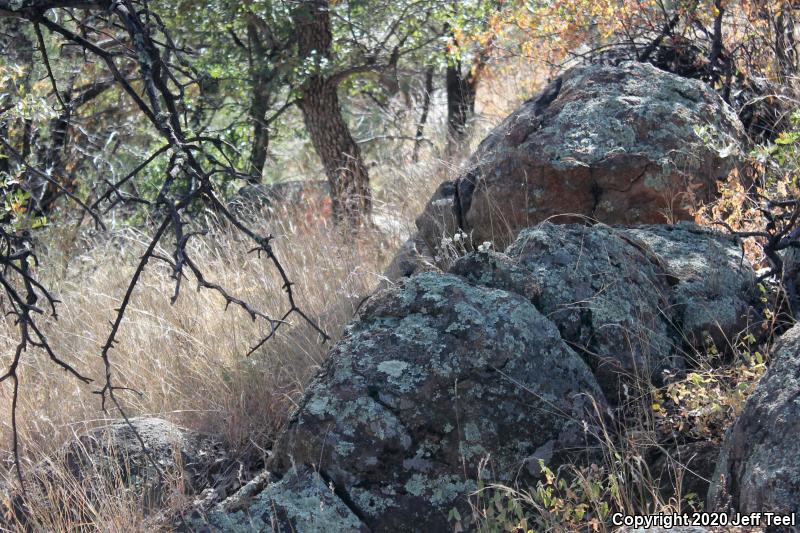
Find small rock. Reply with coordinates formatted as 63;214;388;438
190;466;367;532
3;418;227;527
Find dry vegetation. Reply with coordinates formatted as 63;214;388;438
0;88;790;532
0;150;451;529
1;3;798;528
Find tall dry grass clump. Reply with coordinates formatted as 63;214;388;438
0;151;451;530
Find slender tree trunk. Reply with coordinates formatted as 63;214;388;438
443;22;495;157
412;66;434;163
708;0;724;83
445;58;477;156
246;14;272;183
292;0;371;225
248;91;270;183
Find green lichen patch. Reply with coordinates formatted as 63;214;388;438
626;223;756;351
192;466;367;532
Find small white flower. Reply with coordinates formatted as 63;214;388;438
453;232;463;243
477;241;493;253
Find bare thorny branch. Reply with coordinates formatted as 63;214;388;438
0;228;93;493
0;0;329;499
714;196;800;317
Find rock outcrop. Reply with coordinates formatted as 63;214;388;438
708;322;800;516
193;466;368;532
193;222;756;532
387;61;744;281
455;222;754;398
192;62;757;533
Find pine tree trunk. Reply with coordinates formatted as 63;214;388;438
292;0;371;225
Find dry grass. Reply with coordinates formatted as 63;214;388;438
0;150;451;530
0;50;533;528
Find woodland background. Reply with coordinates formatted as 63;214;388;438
1;0;800;530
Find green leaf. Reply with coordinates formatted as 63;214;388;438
775;131;800;145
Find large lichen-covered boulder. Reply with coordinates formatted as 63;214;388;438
708;322;800;515
454;222;755;399
394;61;743;280
452;223;678;399
264;273;605;531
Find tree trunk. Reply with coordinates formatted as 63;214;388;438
708;0;724;81
444;24;494;157
246;14;272;183
412;65;434;163
292;0;371;225
445;58;477;156
248;92;270;183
